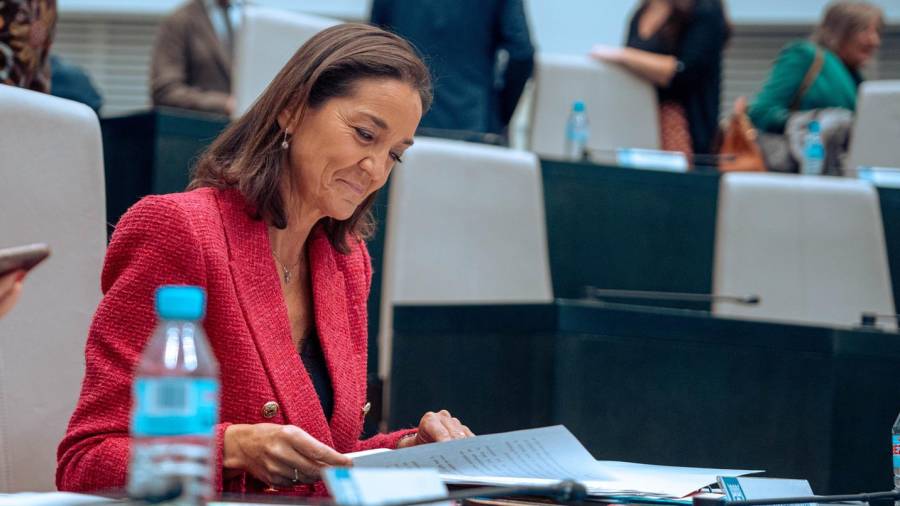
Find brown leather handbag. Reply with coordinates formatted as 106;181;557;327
717;96;767;172
718;47;824;173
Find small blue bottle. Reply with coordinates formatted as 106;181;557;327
128;285;219;505
802;120;825;175
565;100;590;162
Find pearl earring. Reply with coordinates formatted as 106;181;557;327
281;131;290;150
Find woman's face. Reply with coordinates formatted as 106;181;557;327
279;78;422;221
839;18;881;69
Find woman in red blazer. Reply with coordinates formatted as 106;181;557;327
57;23;472;496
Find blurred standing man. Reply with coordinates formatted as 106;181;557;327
0;0;57;92
371;0;534;141
150;0;242;116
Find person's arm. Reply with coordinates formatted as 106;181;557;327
0;271;24;319
748;42;816;134
149;14;230;114
591;4;726;90
55;196;234;493
591;46;677;87
494;0;535;128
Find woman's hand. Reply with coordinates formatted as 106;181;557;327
224;423;352;487
0;270;24;319
398;410;474;449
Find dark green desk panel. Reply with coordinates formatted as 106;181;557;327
540;161;720;310
389;304;557;433
877;186;900;309
388;301;900;495
553;301;834;492
101;108;228;233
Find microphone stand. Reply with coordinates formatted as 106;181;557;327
584;286;760;306
692;489;900;506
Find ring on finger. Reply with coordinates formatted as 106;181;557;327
292;468;300;484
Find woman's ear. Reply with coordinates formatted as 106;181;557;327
277;108;292;131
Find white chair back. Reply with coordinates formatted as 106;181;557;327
846;80;900;173
529;53;660;159
378;137;553;378
232;6;339;117
713;173;895;329
0;85;106;491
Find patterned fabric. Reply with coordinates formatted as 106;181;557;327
56;188;415;496
659;100;694;157
0;0;56;92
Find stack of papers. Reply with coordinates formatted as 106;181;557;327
352;425;760;503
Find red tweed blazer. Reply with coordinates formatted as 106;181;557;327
57;187;412;496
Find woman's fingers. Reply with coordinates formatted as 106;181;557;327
416;410;474;444
227;423;351;488
283;425;352;467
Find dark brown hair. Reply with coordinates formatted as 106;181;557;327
812;1;884;54
639;0;732;50
189;23;432;253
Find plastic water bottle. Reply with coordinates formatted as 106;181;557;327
893;411;900;504
802;120;825;175
128;285;219;505
565;100;590;162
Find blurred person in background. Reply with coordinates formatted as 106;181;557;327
747;1;882;175
150;0;243;116
0;0;57;92
591;0;730;158
50;54;103;113
370;0;534;143
58;23;472;496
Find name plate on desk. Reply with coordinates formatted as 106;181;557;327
718;476;814;505
857;167;900;188
616;148;689;172
323;468;449;506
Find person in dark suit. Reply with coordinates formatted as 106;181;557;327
370;0;535;140
50;54;103;113
150;0;239;115
57;23;472;496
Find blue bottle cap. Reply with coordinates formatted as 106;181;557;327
155;285;206;321
572;100;586;112
808;120;820;133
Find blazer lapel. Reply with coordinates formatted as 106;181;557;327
216;190;333;446
308;229;359;447
193;0;232;81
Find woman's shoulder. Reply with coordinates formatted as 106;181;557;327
780;39;819;59
116;187;231;236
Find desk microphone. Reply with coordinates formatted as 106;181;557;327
378;479;588;506
692;489;900;506
584;287;760;306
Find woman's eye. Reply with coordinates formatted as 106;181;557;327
390;152;404;164
355;127;374;141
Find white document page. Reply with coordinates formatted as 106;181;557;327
592;461;762;498
353;425;613;483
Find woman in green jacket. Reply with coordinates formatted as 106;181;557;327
749;1;883;134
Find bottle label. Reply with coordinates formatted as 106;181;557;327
893;435;900;468
132;378;218;437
